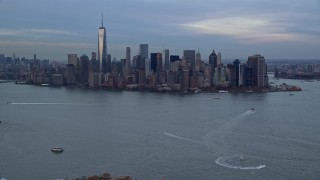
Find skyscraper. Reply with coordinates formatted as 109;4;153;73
209;49;218;70
98;15;107;74
217;52;222;65
125;47;131;77
195;49;201;71
79;54;89;84
68;54;78;67
183;50;196;70
247;54;268;87
150;53;157;73
139;44;148;60
164;49;169;71
156;52;163;72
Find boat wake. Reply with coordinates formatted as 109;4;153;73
215;155;266;170
163;131;204;145
204;110;255;144
10;102;75;105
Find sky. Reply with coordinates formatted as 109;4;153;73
0;0;320;62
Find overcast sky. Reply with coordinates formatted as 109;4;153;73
0;0;320;61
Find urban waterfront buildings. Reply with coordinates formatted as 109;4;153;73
0;17;272;92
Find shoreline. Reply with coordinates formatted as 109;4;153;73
11;81;302;94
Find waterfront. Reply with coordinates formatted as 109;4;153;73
0;77;320;179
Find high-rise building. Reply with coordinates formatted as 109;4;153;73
247;54;268;87
90;52;99;73
135;54;144;70
217;52;222;65
213;66;228;87
170;55;180;63
195;49;201;71
150;53;157;73
68;54;78;67
124;47;131;77
107;54;112;73
139;44;148;60
230;59;241;87
164;49;169;71
209;49;218;71
79;54;90;84
183;50;196;70
98;15;107;74
156;52;163;72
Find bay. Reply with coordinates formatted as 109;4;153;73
0;77;319;179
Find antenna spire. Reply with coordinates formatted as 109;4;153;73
101;13;103;27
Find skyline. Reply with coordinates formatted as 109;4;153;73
0;0;320;61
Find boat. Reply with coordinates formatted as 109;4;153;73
212;97;220;99
51;147;64;153
240;154;245;161
250;108;255;112
289;93;294;96
218;90;229;93
6;101;11;104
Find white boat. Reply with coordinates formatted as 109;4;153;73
250;108;255;112
218;90;229;93
240;154;245;161
51;147;64;153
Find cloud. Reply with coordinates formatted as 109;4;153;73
181;16;320;44
0;40;94;49
0;28;80;37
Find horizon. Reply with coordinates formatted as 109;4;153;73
1;0;320;61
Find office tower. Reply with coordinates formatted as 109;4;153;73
135;54;144;70
139;44;148;60
79;54;90;84
183;50;196;70
182;70;190;91
145;58;151;76
239;63;246;86
247;54;268;87
150;53;157;73
213;66;227;86
230;59;241;87
170;55;180;63
89;52;100;88
106;54;111;73
195;49;201;71
125;47;131;77
98;15;107;73
90;52;99;73
217;52;222;65
68;54;78;67
164;49;169;71
156;52;163;72
209;49;218;71
91;52;97;60
0;54;5;64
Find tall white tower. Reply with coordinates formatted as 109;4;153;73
98;14;107;73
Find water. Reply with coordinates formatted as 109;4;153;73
0;78;320;179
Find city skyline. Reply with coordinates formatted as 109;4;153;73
0;0;320;61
